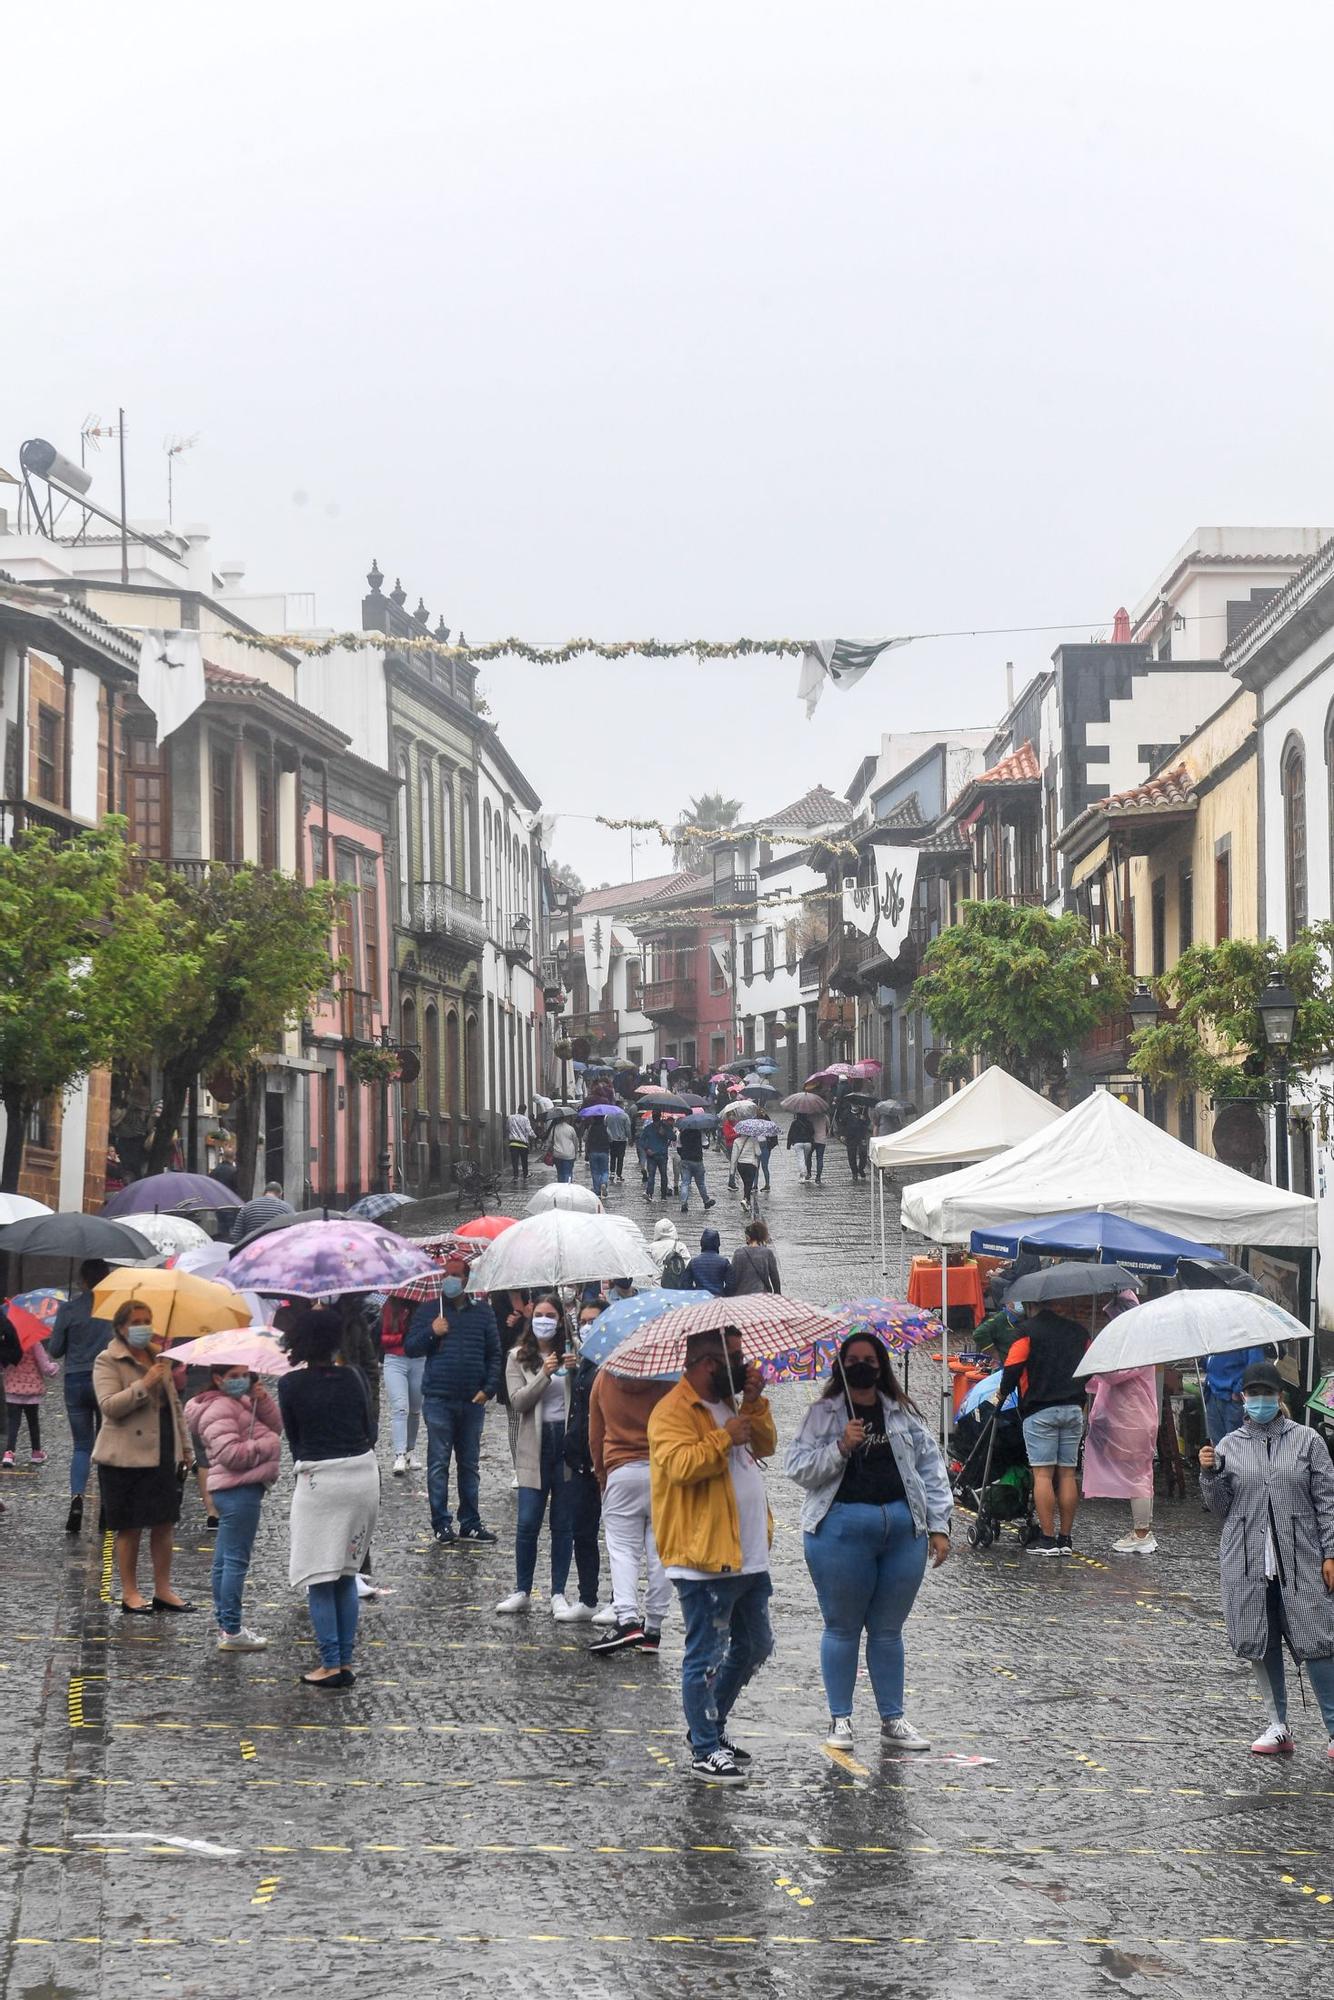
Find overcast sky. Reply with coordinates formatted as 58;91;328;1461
10;2;1334;888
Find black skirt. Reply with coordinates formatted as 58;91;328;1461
98;1403;183;1532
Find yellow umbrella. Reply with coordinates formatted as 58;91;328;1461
92;1267;250;1342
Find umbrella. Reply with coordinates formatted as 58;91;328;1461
578;1288;697;1372
1175;1257;1261;1294
743;1081;781;1102
346;1192;418;1224
454;1215;519;1242
970;1211;1224;1279
5;1286;66;1352
637;1094;692;1114
677;1092;708;1109
848;1059;882;1079
0;1213;157;1262
163;1327;291;1374
226;1219;441;1298
104;1172;243;1217
780;1092;828;1116
831;1297;942;1350
232;1206;349;1252
1075;1288;1310;1377
466;1211;656;1292
606;1293;839;1380
723;1100;759;1122
806;1064;853;1086
123;1213;211;1258
708;1072;732;1085
1006;1262;1139;1304
0;1195;51;1226
958;1365;1017;1419
635;1083;669;1097
679;1112;720;1132
175;1242;233;1281
734;1118;779;1140
742;1072;766;1088
526;1184;603;1216
92;1266;251;1340
580;1103;621;1118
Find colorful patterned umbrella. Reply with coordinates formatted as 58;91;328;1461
346;1192;418;1224
606;1294;838;1379
734;1118;779;1140
831;1296;942;1349
104;1172;243;1217
226;1219;440;1298
806;1065;853;1086
578;1288;697;1373
6;1286;66;1352
163;1327;291;1374
848;1060;882;1079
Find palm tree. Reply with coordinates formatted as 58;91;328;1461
672;792;743;870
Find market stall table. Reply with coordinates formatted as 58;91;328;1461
907;1255;985;1327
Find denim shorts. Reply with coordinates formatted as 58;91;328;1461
1022;1404;1084;1468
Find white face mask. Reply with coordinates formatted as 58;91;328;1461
532;1319;559;1342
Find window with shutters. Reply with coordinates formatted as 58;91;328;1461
256;755;276;869
127;736;167;858
1214;842;1231;942
1178;862;1193;955
1282;735;1307;939
763;929;775;977
36;707;61;803
210;745;235;861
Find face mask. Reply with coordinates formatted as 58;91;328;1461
711;1356;746;1400
125;1325;154;1350
532;1319;559;1342
440;1276;465;1299
844;1360;880;1390
1244;1394;1280;1424
222;1377;250;1399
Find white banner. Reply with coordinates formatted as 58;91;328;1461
709;937;733;982
136;629;205;741
841;846;921;959
583;911;612;1007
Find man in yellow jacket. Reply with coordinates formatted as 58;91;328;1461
647;1326;778;1784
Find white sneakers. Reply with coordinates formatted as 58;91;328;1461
1112;1532;1159;1555
1251;1722;1295;1755
217;1628;268;1652
406;1452;423;1470
882;1715;931;1751
494;1591;532;1615
392;1454;407;1476
553;1599;594;1623
825;1716;855;1750
590;1604;620;1627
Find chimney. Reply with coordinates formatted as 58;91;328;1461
218;560;245;590
1004;660;1015;709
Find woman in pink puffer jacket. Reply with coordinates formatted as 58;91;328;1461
185;1368;283;1651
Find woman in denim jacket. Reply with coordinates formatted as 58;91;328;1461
786;1333;951;1754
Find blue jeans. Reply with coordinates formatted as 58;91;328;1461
211;1482;264;1634
645;1156;669;1197
515;1421;574;1594
812;1142;826;1182
804;1500;927;1720
423;1396;486;1534
679;1159;710;1209
383;1353;425;1457
307;1574;359;1668
555;1157;575;1183
65;1372;99;1496
760;1140;776;1190
1259;1579;1334;1732
674;1571;774;1754
588;1152;611;1199
568;1466;602;1608
1205;1392;1245;1448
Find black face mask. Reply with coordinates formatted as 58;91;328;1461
844;1360;880;1390
711;1356;747;1400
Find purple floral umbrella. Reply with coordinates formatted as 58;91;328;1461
226;1219;439;1299
734;1118;780;1140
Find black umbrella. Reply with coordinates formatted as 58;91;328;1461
1175;1257;1261;1294
638;1094;692;1113
230;1206;347;1252
1006;1262;1138;1304
0;1213;157;1261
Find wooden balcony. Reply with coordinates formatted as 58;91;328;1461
567;1008;619;1047
713;874;757;911
410;881;487;951
642;976;696;1022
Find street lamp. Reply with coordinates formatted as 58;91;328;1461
510;910;532;956
1127;983;1160;1033
1258;972;1299;1190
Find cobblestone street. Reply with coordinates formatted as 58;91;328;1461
2;1147;1331;1999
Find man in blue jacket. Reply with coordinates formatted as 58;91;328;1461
405;1253;503;1545
642;1110;674;1199
686;1227;730;1296
1202;1344;1270;1447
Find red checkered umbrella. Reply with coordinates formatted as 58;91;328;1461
605;1293;838;1380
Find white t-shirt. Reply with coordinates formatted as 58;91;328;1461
668;1399;770;1580
540;1372;566;1422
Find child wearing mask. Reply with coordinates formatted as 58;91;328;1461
185;1364;284;1649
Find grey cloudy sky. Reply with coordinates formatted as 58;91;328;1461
10;2;1334;888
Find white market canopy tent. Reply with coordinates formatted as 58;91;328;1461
901;1087;1319;1249
869;1064;1061;1171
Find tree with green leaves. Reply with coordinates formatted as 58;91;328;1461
911;900;1132;1091
1128;928;1334;1106
144;865;344;1185
672;791;743;870
0;822;176;1192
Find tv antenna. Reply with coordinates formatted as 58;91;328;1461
164;433;200;525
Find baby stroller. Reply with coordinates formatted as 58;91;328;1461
949;1369;1038;1549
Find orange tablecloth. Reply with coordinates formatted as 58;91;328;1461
906;1257;986;1328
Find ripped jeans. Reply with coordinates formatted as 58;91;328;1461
673;1571;774;1755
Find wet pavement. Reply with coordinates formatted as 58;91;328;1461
2;1145;1332;1998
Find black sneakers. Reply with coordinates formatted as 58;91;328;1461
65;1495;83;1535
636;1628;661;1654
590;1620;644;1656
1026;1535;1061;1556
686;1729;751;1767
433;1528;457;1547
1056;1534;1073;1556
457;1525;497;1544
690;1748;746;1785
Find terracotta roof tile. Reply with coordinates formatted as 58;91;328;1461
576;872;680;914
1097;764;1197;814
203;661;263;687
973;741;1039;787
761;783;850;828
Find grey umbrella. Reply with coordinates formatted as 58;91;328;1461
1006;1262;1138;1304
230;1205;346;1252
0;1213;157;1261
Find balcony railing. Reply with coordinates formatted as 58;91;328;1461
1084;1010;1131;1063
642;976;695;1020
411;881;487;950
713;874;757;910
567;1008;619;1046
339;986;374;1043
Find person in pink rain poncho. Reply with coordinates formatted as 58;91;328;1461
1081;1294;1159;1555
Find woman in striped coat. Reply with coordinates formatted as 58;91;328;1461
1200;1360;1334;1758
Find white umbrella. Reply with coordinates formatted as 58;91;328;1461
467;1210;655;1292
1074;1289;1310;1377
175;1241;233;1281
525;1184;603;1216
124;1212;211;1258
0;1194;52;1226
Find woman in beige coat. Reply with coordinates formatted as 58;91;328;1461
92;1301;195;1617
494;1293;577;1619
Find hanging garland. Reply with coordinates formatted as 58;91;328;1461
221;629;807;666
595;814;858;859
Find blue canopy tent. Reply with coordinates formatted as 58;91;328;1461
969;1210;1225;1278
